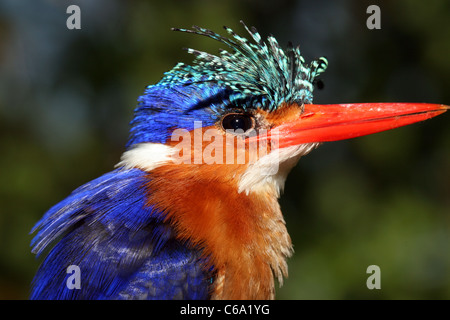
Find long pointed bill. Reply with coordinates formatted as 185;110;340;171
266;103;448;149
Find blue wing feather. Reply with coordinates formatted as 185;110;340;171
30;168;211;299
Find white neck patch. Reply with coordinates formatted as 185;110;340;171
116;143;176;172
238;143;319;197
117;142;319;197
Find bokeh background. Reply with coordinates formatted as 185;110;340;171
0;0;449;299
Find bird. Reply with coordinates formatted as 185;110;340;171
30;22;448;300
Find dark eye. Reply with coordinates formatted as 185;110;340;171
221;113;255;133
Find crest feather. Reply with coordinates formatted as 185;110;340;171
161;21;328;111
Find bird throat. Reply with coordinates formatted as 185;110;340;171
144;162;294;299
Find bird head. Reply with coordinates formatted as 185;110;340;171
122;22;447;195
117;22;448;299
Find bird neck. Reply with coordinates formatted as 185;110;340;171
145;163;293;299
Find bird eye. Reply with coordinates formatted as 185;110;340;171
221;113;255;133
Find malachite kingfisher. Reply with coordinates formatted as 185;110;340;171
30;22;448;300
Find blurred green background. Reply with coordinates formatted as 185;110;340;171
0;0;449;299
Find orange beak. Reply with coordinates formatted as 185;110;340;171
268;103;448;149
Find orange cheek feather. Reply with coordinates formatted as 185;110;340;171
167;125;271;166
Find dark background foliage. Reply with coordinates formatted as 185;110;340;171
0;0;448;299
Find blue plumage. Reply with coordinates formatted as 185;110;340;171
127;84;227;146
31;169;211;299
